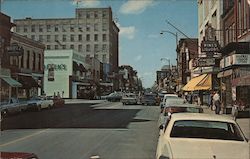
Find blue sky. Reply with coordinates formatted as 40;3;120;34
1;0;198;88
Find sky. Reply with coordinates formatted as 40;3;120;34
1;0;198;88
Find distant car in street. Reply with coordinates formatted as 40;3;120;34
0;151;39;159
0;98;28;117
156;113;250;159
48;96;65;108
141;93;157;106
121;93;138;105
161;98;185;113
106;92;123;102
27;97;54;111
162;94;179;107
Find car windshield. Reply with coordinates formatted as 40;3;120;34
166;99;185;106
170;120;245;141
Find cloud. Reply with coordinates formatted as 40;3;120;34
72;0;100;7
134;55;142;62
116;23;136;39
147;34;159;38
119;0;155;14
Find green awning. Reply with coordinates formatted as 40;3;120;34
1;77;22;87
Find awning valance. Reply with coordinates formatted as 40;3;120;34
18;75;39;88
1;76;22;87
182;74;212;91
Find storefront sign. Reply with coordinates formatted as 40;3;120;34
44;64;67;71
221;54;250;68
48;67;54;81
193;58;215;67
6;42;24;56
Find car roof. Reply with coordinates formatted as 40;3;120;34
170;113;235;123
164;94;178;97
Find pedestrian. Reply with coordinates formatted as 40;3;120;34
213;91;221;114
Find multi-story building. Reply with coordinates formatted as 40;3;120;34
10;32;45;99
176;38;198;89
218;0;250;110
13;7;119;88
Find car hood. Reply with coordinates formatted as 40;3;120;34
168;138;249;159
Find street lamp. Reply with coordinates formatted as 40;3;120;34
160;30;178;46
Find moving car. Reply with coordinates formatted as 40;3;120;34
106;92;123;102
0;152;38;159
156;113;250;159
161;94;179;110
27;97;54;111
161;98;185;113
0;98;28;116
141;93;157;106
121;93;138;105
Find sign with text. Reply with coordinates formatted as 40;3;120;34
6;42;24;56
220;54;250;68
193;57;216;67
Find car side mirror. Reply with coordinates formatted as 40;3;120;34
159;124;164;130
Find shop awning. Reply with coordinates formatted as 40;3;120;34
1;76;22;87
182;74;212;91
18;75;39;88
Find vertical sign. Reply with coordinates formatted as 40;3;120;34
48;65;54;81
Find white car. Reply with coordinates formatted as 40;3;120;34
161;94;179;109
156;113;250;159
121;93;138;105
27;97;54;111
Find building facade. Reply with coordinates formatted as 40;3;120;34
10;32;45;99
13;7;119;88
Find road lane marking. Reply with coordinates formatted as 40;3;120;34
0;129;47;147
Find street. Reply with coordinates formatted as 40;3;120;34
0;101;160;159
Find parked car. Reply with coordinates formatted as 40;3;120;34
156;113;250;159
27;97;54;111
0;98;28;117
121;93;138;105
0;151;39;159
141;93;157;106
48;96;65;107
106;92;123;102
161;98;185;113
158;103;203;129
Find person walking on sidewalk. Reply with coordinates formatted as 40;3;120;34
213;91;221;114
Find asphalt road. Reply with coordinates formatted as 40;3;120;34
0;101;160;159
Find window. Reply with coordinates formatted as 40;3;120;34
55;45;59;50
78;34;82;41
86;34;90;41
78;45;83;51
47;45;51;50
102;44;107;51
62;26;66;32
94;24;98;31
33;52;36;70
24;25;28;32
102;11;107;18
55;25;59;32
20;55;23;68
47;25;51;32
70;35;74;42
39;35;43;42
39;25;43;32
70;25;74;32
94;11;98;18
170;120;244;141
47;35;51;42
16;26;20;32
86;12;90;18
62;45;66;49
102;54;107;63
94;34;98;41
94;44;98;52
70;45;74;49
31;35;35;40
62;35;66;42
26;51;30;69
238;0;242;35
86;44;90;52
102;23;107;31
38;54;41;71
102;34;107;41
86;24;90;31
79;27;83;32
55;35;59;42
31;25;35;32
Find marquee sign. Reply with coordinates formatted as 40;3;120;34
193;57;216;67
200;24;220;55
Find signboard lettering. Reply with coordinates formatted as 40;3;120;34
6;42;24;56
44;64;67;71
